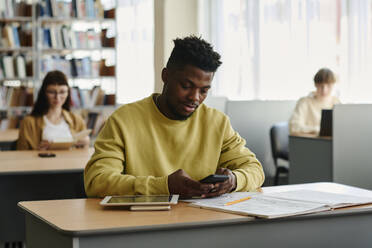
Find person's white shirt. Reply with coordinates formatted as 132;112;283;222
42;115;73;142
289;92;341;134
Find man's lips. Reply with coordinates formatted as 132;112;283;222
182;103;198;112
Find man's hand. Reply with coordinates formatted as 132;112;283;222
168;169;214;198
202;168;237;198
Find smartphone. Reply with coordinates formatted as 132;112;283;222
38;152;56;158
200;174;229;184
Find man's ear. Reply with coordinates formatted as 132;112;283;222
161;68;168;84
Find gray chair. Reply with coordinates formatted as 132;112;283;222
270;122;289;185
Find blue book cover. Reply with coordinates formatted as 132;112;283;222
43;28;52;48
45;0;53;17
12;26;20;47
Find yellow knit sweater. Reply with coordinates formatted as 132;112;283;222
84;94;264;197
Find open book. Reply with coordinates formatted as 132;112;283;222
187;190;372;219
49;129;92;150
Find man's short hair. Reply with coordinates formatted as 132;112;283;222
166;35;222;72
314;68;336;84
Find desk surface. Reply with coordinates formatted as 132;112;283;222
18;182;372;236
0;148;94;174
0;129;18;142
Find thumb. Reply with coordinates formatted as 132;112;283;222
216;168;228;175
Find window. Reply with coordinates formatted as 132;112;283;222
116;0;154;104
204;0;372;102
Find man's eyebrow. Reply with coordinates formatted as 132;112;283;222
185;79;211;89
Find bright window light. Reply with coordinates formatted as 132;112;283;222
116;0;154;104
205;0;372;103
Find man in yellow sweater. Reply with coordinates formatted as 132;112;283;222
84;36;265;198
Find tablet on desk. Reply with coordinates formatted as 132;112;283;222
100;195;179;206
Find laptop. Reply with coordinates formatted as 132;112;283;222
319;109;332;137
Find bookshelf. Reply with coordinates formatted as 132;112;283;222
0;0;117;131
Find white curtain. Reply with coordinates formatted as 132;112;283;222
116;0;154;104
206;0;372;102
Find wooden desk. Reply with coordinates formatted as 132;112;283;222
0;129;18;142
289;134;332;184
0;148;93;244
0;148;93;175
19;182;372;248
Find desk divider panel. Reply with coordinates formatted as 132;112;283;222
226;100;296;178
333;104;372;189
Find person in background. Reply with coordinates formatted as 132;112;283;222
84;35;265;198
289;67;341;135
17;70;90;150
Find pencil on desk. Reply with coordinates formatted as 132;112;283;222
224;196;251;206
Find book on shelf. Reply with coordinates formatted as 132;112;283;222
2;24;15;48
25;58;33;77
186;189;372;219
61;25;71;48
101;28;115;48
4;0;14;18
0;86;33;107
70;86;82;108
104;8;115;19
69;86;115;108
14;55;26;78
42;28;52;48
2;55;15;78
0;86;6;107
99;59;115;76
90;85;103;107
12;24;20;47
19;25;32;47
0;0;31;18
15;1;32;17
0;1;6;18
104;94;115;105
87;107;115;136
0;55;30;79
95;0;104;18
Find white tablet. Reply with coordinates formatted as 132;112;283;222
100;195;179;206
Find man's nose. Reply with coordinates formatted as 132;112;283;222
188;89;200;103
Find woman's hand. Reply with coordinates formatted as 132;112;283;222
75;136;90;148
38;140;51;150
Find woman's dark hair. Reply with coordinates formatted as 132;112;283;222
314;68;336;84
31;70;71;116
166;35;222;72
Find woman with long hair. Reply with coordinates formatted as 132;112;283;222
17;70;89;150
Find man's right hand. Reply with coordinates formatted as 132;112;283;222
168;169;214;198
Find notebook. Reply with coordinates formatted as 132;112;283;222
319;109;332;136
186;190;372;219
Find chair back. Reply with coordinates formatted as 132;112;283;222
270;122;289;163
